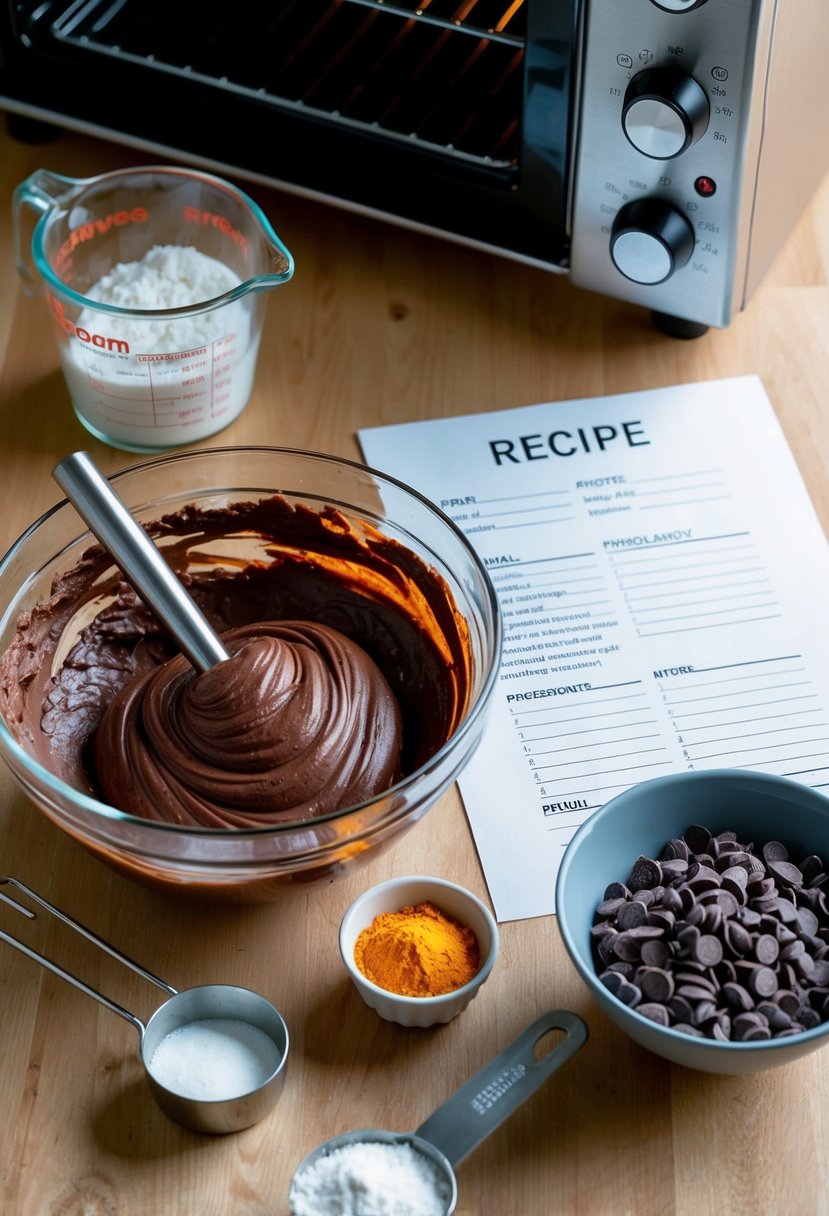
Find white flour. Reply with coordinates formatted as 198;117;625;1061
148;1016;280;1102
84;244;239;351
289;1140;451;1216
57;244;259;450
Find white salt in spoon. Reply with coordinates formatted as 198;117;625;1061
289;1010;587;1215
52;449;230;671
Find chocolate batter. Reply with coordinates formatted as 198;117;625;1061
0;495;472;827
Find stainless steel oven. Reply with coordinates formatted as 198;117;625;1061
0;0;826;336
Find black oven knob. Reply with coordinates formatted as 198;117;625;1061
609;198;695;284
622;67;710;159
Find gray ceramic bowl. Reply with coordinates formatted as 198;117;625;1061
555;769;829;1073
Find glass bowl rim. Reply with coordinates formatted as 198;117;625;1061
0;444;502;841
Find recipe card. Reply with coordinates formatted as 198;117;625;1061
359;376;829;921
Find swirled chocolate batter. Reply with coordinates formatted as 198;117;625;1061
0;495;472;826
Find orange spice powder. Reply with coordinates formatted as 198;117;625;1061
353;901;480;997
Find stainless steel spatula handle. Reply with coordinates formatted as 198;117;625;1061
53;450;230;673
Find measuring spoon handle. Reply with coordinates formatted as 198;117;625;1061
414;1010;587;1169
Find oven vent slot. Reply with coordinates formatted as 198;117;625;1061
34;0;526;169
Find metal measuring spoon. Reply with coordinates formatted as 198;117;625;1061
52;449;229;672
288;1010;587;1215
0;877;289;1134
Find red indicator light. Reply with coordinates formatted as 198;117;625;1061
694;175;717;197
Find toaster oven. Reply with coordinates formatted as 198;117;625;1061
0;0;826;336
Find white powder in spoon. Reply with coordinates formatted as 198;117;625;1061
290;1140;452;1216
148;1017;280;1101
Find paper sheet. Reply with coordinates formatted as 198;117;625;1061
358;376;829;921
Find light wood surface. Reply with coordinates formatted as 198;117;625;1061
1;125;828;1216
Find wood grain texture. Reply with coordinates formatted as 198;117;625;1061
0;126;828;1216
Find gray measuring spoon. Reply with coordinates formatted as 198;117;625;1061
52;449;229;672
0;877;289;1135
288;1010;587;1215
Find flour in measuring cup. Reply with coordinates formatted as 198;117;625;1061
60;244;259;450
84;244;241;350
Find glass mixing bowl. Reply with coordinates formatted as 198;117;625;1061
0;448;501;901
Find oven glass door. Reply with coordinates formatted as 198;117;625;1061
0;0;579;267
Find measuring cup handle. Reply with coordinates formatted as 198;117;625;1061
414;1010;588;1169
0;877;177;1036
12;168;78;293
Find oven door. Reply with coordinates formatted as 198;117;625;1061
0;0;580;270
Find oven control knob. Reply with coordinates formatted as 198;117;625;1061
609;198;695;284
622;67;710;159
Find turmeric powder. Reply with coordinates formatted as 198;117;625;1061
353;901;480;997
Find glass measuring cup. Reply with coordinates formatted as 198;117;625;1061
0;877;289;1134
13;165;294;453
288;1010;587;1215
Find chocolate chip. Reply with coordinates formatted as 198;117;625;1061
640;939;671;968
748;966;779;999
617;900;649;930
603;881;631;900
702;889;740;919
677;982;718;1002
660;838;690;862
762;840;789;864
669;994;695;1023
611;933;644;963
796;907;819;938
627;856;663;891
776;989;801;1016
755;934;780;965
683;825;712;854
599;969;626;994
693;934;724;967
648;909;676;933
660;863;691;886
639;966;675;1003
693;999;718;1026
600;972;641;1006
721;982;755;1012
724;920;753;956
757;1002;793;1032
661;888;684;916
801;855;825;884
637;1002;671;1026
768;859;804;889
632;888;658;907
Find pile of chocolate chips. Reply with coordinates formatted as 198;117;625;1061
591;824;829;1042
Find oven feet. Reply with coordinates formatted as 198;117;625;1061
650;310;710;339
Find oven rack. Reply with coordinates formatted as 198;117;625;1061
23;0;527;168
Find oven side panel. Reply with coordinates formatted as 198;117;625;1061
741;0;829;305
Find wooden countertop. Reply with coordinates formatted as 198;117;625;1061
1;127;828;1216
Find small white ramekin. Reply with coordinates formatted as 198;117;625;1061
339;875;500;1028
